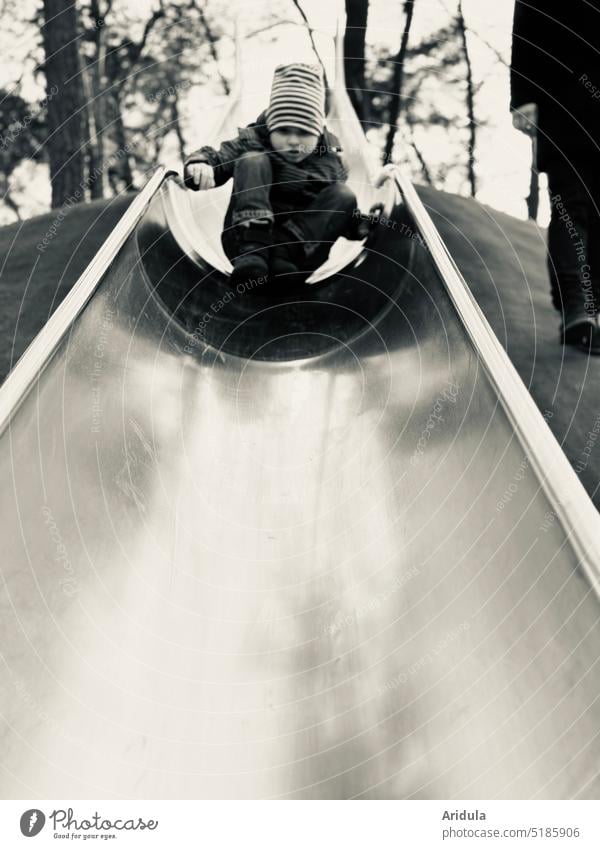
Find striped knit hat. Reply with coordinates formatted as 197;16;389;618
266;63;325;137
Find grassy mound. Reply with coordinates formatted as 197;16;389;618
422;187;600;507
0;193;134;384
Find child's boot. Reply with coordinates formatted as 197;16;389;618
231;220;271;287
270;242;305;279
231;251;269;287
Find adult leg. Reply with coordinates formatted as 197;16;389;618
546;160;596;342
588;170;600;316
221;151;274;283
228;151;274;227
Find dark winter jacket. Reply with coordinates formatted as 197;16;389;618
183;110;348;210
510;0;600;171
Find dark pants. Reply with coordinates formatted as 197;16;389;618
221;151;357;269
547;161;600;316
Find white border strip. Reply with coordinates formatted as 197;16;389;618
0;166;171;434
396;173;600;590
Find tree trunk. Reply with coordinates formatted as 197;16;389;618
0;177;21;220
192;0;231;95
108;92;134;193
41;0;85;208
406;123;432;185
80;57;103;201
89;41;107;198
343;0;370;125
86;0;108;199
457;1;477;198
383;0;415;164
526;135;539;220
171;95;187;165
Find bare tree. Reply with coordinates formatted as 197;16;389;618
0;90;47;219
404;128;432;185
452;13;538;217
41;0;86;207
290;0;330;89
383;0;415;164
190;0;230;95
79;0;167;197
81;0;113;198
456;0;476;197
526;136;539;220
343;0;370;125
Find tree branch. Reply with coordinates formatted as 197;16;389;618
383;0;415;164
125;4;165;68
344;0;370;124
186;0;230;94
405;125;432;185
171;94;187;162
290;0;330;90
457;1;477;197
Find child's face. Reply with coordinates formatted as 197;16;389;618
269;126;320;162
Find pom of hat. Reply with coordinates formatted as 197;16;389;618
266;63;325;137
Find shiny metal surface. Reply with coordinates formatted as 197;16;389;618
1;175;600;799
397;174;600;591
1;12;600;801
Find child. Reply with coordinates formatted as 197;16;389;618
183;63;363;284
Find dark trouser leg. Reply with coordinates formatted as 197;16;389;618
275;183;358;270
588;172;600;312
221;152;274;263
547;161;597;318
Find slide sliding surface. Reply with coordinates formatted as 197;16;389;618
0;172;599;799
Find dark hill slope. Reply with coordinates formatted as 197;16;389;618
0;193;133;381
421;186;600;507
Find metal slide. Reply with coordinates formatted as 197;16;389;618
1;22;600;801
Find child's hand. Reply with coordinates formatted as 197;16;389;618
373;164;396;188
184;162;216;191
346;204;385;240
512;103;538;136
